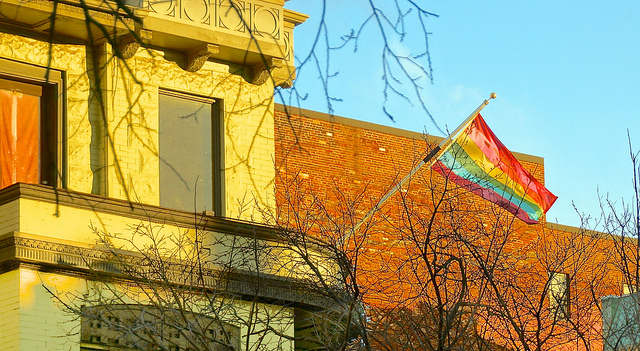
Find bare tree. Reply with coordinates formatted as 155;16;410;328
364;163;616;351
281;1;441;131
274;118;618;351
42;204;366;351
0;0;447;350
589;135;640;350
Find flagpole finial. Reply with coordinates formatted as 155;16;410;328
490;92;497;99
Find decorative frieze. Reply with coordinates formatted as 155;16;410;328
131;0;282;40
0;232;328;307
81;304;241;350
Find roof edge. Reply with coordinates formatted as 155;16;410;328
275;104;545;165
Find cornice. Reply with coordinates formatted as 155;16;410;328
0;183;281;241
283;9;309;27
0;184;338;307
0;0;300;87
0;230;331;308
275;103;546;165
0;183;336;257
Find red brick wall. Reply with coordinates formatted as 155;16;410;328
274;106;619;349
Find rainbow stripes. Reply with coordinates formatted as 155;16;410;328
432;114;557;224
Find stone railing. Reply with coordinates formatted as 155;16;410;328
0;0;306;86
123;0;307;86
127;0;284;44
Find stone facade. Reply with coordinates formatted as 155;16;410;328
0;1;319;350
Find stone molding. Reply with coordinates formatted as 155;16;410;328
0;0;135;41
0;231;329;308
1;0;307;85
0;183;280;241
0;183;334;255
0;183;335;307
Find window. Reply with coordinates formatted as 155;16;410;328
0;59;62;189
159;90;223;214
81;305;240;350
622;283;637;295
548;272;570;319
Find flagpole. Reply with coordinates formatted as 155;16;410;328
341;92;497;243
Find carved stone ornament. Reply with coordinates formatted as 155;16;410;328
251;58;285;85
184;44;220;72
276;74;294;89
116;29;153;59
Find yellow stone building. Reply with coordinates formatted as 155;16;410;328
0;1;340;350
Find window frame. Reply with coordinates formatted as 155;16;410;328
0;57;65;188
80;304;240;350
548;271;570;320
158;89;225;216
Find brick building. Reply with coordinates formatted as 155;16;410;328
0;0;633;349
274;104;624;350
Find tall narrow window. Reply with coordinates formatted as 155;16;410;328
0;72;59;189
159;91;222;214
548;272;570;319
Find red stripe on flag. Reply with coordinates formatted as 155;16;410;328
466;114;557;212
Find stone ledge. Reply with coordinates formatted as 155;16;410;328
0;183;282;242
0;230;333;308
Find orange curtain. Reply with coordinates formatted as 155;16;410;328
0;89;40;189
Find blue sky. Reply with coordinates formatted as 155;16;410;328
282;1;640;228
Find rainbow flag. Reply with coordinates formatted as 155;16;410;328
432;114;557;224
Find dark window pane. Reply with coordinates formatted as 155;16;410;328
159;93;213;212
